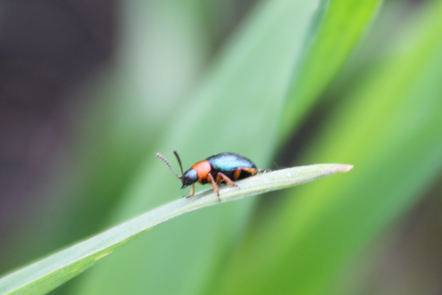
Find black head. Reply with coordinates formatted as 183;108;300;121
156;151;196;189
181;169;198;189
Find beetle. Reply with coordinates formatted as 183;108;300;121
155;151;267;201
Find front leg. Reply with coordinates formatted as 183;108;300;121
184;184;195;198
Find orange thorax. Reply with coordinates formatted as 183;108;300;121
191;160;212;183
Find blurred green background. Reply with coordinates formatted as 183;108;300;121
1;0;442;294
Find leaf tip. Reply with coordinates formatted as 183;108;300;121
340;164;354;172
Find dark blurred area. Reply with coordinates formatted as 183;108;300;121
0;0;115;250
364;181;442;295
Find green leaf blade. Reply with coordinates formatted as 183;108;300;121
279;0;382;140
0;165;352;295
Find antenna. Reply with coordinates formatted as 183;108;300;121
173;151;185;176
156;152;181;179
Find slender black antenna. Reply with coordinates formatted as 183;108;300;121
156;152;181;179
173;151;185;176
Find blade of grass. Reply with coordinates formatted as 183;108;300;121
0;165;352;295
214;1;442;294
279;0;382;141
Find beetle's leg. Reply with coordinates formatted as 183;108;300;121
233;167;258;180
216;172;239;188
184;184;195;198
207;173;221;202
190;184;195;196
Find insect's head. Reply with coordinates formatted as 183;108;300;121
181;169;197;189
155;151;198;189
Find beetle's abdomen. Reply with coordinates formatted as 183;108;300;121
207;153;256;180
